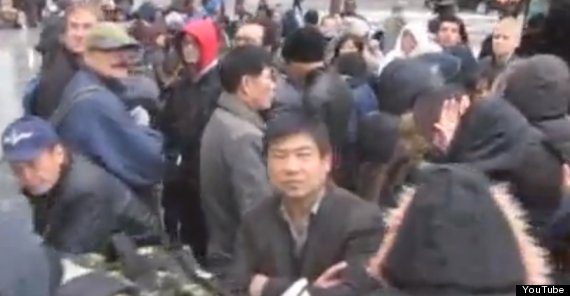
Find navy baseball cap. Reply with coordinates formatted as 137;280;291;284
2;116;60;162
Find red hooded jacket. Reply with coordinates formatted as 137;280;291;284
182;18;219;72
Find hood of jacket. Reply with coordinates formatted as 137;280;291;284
445;99;531;178
376;58;445;115
377;22;441;76
370;165;550;296
393;23;441;58
182;18;219;72
504;54;570;122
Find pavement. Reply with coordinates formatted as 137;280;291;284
0;28;39;224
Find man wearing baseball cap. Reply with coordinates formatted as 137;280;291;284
3;116;160;254
56;22;163;197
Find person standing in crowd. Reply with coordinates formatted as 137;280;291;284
160;18;221;261
377;22;441;75
479;17;521;85
233;22;265;48
303;9;319;28
502;55;570;161
31;3;102;118
334;53;378;185
56;22;164;201
427;0;456;34
281;0;303;38
277;27;354;188
435;14;469;49
281;164;552;295
382;1;407;52
412;88;563;231
231;111;383;296
200;45;275;279
2;117;160;254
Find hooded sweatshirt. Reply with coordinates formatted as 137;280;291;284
377;165;551;296
504;55;570;159
445;99;531;178
444;99;563;228
182;18;219;76
377;22;441;75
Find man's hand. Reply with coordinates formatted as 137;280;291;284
313;261;348;289
130;106;150;127
249;274;269;296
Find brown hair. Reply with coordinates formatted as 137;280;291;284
64;1;104;23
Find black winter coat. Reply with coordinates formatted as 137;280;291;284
28;154;160;254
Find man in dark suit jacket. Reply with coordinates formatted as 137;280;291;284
230;111;384;296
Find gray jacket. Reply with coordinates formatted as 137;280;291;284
200;92;273;276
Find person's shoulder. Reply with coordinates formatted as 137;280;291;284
328;185;377;209
63;154;128;198
242;194;280;222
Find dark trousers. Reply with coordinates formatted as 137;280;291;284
162;172;208;264
22;0;43;27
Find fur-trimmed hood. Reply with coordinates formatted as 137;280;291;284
368;165;551;296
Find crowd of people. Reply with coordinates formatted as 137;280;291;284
2;0;570;295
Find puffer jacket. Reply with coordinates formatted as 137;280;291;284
28;153;160;254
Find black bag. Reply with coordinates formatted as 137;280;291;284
58;233;227;296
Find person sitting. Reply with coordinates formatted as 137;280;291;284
3;116;160;254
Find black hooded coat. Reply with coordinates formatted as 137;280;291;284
368;165;551;296
443;99;563;229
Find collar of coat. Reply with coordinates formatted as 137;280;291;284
217;92;265;131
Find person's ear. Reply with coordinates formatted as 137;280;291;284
562;164;570;189
323;151;333;174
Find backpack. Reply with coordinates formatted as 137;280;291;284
58;234;227;296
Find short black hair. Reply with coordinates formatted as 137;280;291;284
304;9;320;26
264;109;331;156
281;27;326;63
219;45;273;93
437;14;470;45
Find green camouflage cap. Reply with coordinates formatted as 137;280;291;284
86;22;139;51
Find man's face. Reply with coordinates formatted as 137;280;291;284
401;30;417;55
492;25;519;58
10;145;64;196
63;9;98;54
181;35;201;64
242;67;276;110
437;21;461;48
268;133;331;200
83;49;130;79
234;24;265;48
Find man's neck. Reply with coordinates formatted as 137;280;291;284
283;187;326;223
494;52;513;65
